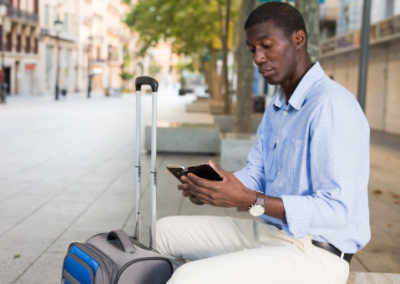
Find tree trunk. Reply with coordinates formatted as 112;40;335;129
296;0;320;61
233;0;257;133
221;0;231;114
206;49;224;114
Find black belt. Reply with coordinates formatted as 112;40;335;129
312;240;353;264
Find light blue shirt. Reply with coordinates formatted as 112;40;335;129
235;62;370;253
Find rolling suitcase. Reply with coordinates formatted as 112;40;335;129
61;76;174;284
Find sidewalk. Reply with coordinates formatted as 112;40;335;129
0;90;398;283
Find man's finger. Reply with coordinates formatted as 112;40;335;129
190;196;204;205
187;173;214;189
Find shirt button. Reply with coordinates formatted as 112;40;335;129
283;111;288;115
278;172;281;176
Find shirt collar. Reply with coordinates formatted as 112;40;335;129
273;62;325;110
273;87;286;109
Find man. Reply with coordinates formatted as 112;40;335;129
156;2;370;283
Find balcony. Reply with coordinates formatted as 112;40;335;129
8;6;39;25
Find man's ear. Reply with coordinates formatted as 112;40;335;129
292;30;307;50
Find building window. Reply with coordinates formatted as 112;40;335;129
44;5;50;27
16;35;21;52
386;0;394;17
65;49;71;87
34;0;38;14
25;35;30;53
6;32;12;52
46;45;53;91
34;38;38;54
96;46;101;61
64;13;68;32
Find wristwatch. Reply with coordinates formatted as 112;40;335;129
248;191;265;217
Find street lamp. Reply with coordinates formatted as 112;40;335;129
54;17;63;101
0;0;8;104
87;36;93;98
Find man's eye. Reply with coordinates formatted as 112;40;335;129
262;44;271;49
249;48;255;53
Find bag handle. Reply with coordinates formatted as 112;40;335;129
134;76;159;250
107;230;135;253
135;76;159;93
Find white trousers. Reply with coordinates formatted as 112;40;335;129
156;216;349;284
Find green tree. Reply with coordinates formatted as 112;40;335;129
124;0;237;114
120;45;134;86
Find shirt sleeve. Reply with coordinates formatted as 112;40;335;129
281;94;370;238
234;112;268;193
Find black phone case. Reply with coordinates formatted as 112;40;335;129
167;164;222;181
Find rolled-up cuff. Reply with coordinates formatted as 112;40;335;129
281;195;312;237
233;169;260;192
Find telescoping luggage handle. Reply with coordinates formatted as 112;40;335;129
134;76;158;250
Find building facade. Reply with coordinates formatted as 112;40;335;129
38;0;78;96
35;0;138;97
336;0;400;35
76;0;137;94
320;13;400;135
1;0;39;96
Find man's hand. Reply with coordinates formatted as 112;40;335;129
178;183;204;205
178;161;255;209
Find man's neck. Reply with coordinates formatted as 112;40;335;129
281;55;313;102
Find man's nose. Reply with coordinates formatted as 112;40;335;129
254;48;266;65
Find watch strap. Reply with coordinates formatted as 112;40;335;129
255;191;264;206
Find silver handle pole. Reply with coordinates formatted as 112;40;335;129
149;91;157;249
134;90;141;241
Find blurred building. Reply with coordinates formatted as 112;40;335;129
337;0;400;35
0;0;39;96
75;0;136;93
38;0;78;96
35;0;137;96
319;2;400;135
319;0;338;40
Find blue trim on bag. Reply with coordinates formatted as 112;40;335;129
64;255;93;284
70;245;99;272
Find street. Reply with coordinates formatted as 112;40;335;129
0;90;399;283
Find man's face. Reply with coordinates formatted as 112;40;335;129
246;21;298;85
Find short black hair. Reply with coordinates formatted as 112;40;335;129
244;2;307;40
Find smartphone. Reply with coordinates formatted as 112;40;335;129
167;164;222;181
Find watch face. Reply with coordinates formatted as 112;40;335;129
249;204;264;217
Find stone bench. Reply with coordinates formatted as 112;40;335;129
220;132;257;172
347;272;400;284
213;114;263;133
145;121;220;154
185;98;211;113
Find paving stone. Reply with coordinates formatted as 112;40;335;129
14;251;66;284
